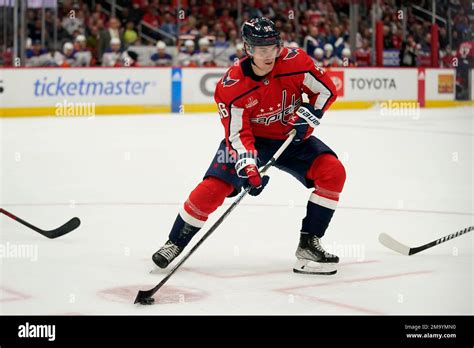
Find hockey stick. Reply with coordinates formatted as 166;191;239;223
379;226;473;256
134;129;297;305
0;208;81;239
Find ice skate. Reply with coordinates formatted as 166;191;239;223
294;233;339;275
152;240;183;269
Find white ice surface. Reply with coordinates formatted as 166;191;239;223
0;107;472;315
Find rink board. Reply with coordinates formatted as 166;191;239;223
0;67;467;117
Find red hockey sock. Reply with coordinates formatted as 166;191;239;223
302;154;346;237
306;153;346;209
180;177;234;227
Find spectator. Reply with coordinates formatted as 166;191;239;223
102;38;123;67
29;19;43;42
99;17;123;61
123;21;139;46
244;0;263;19
195;25;211;46
127;2;145;25
383;25;394;49
142;5;160;28
228;29;239;47
399;36;418;67
420;33;431;53
86;25;101;64
303;25;321;56
354;38;371;67
62;9;85;36
214;31;229;48
106;17;122;42
161;12;177;37
13;0;470;69
328;26;345;56
150;41;173;66
441;45;457;68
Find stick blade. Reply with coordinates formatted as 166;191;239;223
46;217;81;239
134;289;154;304
378;233;411;255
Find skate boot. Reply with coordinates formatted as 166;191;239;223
152;240;183;269
294;233;339;275
153;213;202;268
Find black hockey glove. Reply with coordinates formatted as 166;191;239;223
288;103;323;143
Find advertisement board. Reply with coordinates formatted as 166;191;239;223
0;68;171;116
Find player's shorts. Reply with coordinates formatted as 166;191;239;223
203;136;337;197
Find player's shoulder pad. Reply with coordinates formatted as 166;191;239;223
279;47;315;70
215;63;246;105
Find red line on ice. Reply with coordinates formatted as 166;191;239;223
274;270;433;314
277;270;433;292
181;260;380;279
0;286;32;302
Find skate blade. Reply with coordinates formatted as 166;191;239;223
293;259;337;275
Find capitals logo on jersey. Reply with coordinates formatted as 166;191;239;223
250;89;302;126
221;70;239;87
283;48;299;60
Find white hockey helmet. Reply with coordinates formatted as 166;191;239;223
156;40;167;49
342;47;351;58
63;42;74;53
313;47;324;58
184;39;195;47
198;37;210;47
323;43;333;52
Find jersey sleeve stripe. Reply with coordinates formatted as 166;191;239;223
304;71;334;110
228;106;247;154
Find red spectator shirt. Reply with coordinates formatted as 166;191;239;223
215;47;337;156
355;48;371;67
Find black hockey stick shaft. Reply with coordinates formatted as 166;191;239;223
409;225;473;255
134;129;297;304
0;208;81;239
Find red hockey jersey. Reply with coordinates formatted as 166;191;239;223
214;47;337;157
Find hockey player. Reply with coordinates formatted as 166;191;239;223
177;40;199;67
73;35;92;67
322;43;338;67
150;41;173;67
312;47;324;66
102;38;123;67
196;37;216;67
152;17;346;275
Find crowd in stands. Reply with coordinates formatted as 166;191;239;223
1;0;472;69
